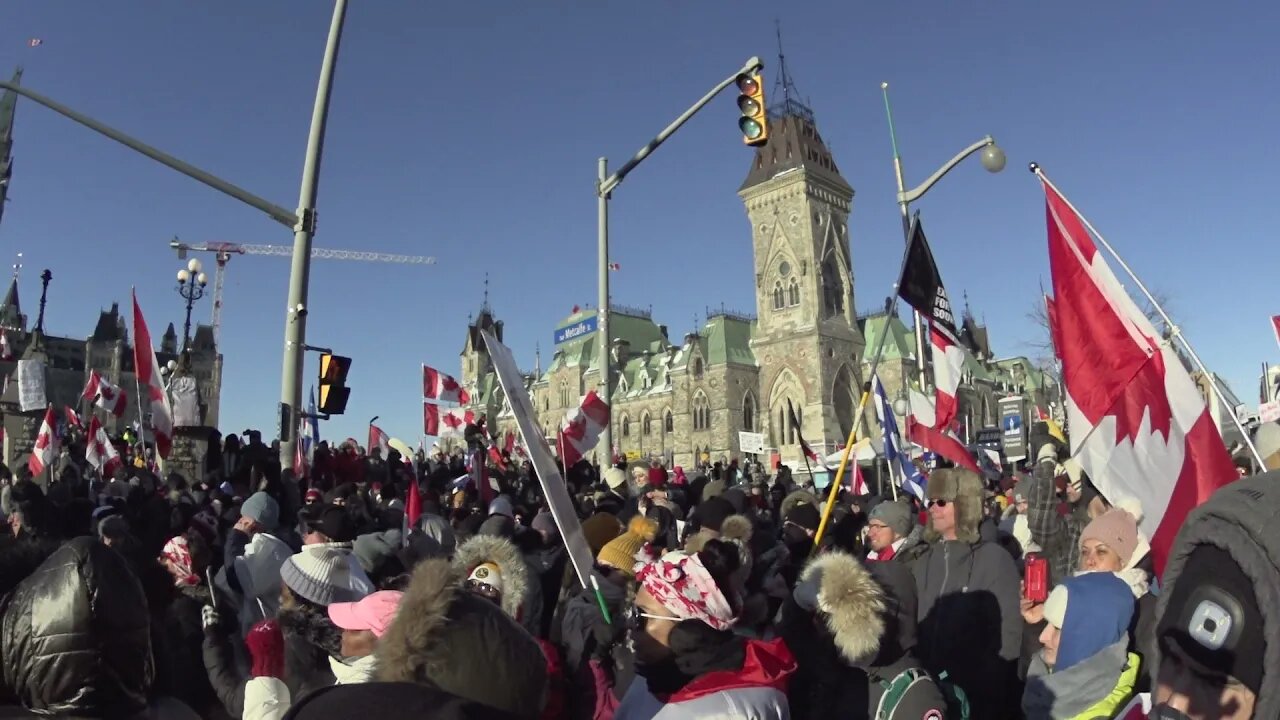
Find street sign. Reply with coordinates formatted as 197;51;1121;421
553;316;597;345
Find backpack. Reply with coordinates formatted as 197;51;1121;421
874;667;971;720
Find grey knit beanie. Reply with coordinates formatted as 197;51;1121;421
869;500;915;538
240;492;279;530
280;546;358;607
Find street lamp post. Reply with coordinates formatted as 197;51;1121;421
880;82;1005;390
596;55;763;463
176;258;209;352
0;0;349;469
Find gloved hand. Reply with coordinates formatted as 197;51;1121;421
201;606;220;633
246;618;285;679
590;611;624;661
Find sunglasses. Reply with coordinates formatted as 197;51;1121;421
927;499;949;508
624;604;678;630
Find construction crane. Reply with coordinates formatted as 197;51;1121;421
170;237;437;344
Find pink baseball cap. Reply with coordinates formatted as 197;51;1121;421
327;590;403;637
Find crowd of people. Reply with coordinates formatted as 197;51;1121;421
0;419;1275;719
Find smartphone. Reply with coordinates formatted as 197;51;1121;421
1024;553;1049;603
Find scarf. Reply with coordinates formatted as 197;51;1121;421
329;654;378;685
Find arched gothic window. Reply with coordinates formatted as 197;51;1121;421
773;282;785;310
664;410;674;433
621;415;631;437
742;393;756;432
642;413;652;436
787;279;800;307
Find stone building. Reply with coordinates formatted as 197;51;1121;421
0;278;222;476
457;94;1056;473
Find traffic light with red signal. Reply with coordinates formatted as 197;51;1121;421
736;71;768;147
318;353;352;415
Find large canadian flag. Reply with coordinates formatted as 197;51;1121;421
368;424;391;458
905;387;982;475
559;391;610;468
83;369;128;417
1043;179;1235;573
28;406;58;477
131;291;174;458
423;365;470;404
424;403;474;438
897;217;964;430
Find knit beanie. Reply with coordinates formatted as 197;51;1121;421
280;546;361;607
784;503;820;533
241;492;279;530
1080;507;1140;568
596;516;657;577
868;500;915;538
531;511;558;539
603;467;628;491
695;497;735;534
581;513;624;556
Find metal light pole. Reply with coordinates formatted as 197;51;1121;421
279;0;349;469
175;258;208;351
0;1;350;470
880;82;1006;390
596;55;764;464
34;269;51;334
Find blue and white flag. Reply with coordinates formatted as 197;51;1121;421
305;386;321;452
874;376;927;501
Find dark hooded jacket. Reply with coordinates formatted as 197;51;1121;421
0;537;154;717
375;558;549;718
912;468;1022;719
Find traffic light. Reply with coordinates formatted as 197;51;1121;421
736;71;768;147
318;353;352;415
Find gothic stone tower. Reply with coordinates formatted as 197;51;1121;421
741;100;865;464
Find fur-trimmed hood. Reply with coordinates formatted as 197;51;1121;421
451;533;528;621
278;602;344;659
780;490;818;521
794;551;886;665
922;468;986;544
376;558;548;719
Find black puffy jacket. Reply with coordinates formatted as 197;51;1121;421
0;537;154;716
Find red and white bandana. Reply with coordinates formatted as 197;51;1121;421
635;551;737;631
160;535;199;587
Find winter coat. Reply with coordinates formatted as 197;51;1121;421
282;681;530;720
914;539;1022;718
0;537;153;717
376;558;549;718
614;638;796;720
1023;640;1141;720
452;533;539;632
1023;469;1086;586
159;583;225;718
559;570;630;720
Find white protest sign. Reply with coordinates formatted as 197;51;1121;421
1260;400;1280;424
481;329;594;589
17;359;46;413
738;431;765;454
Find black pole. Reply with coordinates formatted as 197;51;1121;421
34;269;51;333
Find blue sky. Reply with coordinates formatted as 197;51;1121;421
2;1;1277;443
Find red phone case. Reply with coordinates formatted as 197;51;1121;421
1025;553;1049;603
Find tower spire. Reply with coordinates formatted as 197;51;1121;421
481;272;490;313
771;21;812;122
534;342;542;377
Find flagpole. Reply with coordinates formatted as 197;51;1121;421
1030;163;1266;467
813;230;919;548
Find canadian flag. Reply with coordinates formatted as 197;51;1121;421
904;387;982;475
82;370;128;417
1042;178;1235;573
64;406;83;433
27;406;58;477
131;291;174;458
1272;315;1280;352
85;416;122;478
424;403;474;437
897;217;964;430
422;365;470;404
368;424;391;458
559;390;610;468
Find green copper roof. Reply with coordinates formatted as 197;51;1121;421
699;315;756;366
859;313;914;363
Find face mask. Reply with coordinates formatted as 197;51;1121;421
1150;706;1191;720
